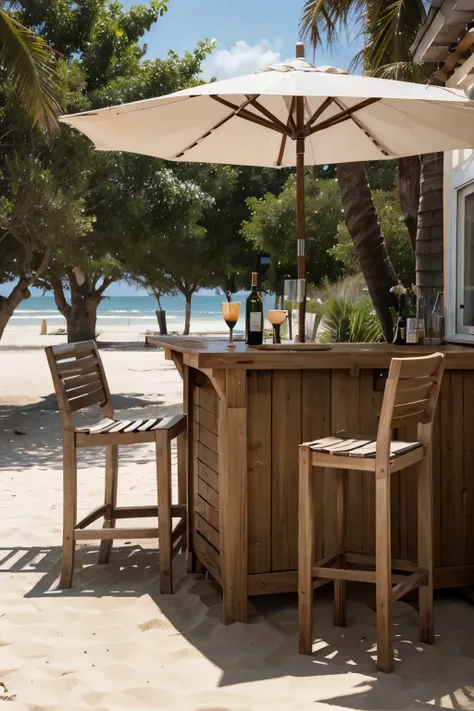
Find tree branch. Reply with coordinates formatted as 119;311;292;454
97;276;115;296
25;242;54;287
51;277;71;318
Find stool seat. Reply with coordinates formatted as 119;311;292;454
308;434;424;472
75;415;186;446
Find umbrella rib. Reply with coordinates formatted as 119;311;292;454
276;97;296;166
211;96;291;136
306;98;380;136
173;95;256;158
245;95;291;134
332;97;393;157
304;97;335;131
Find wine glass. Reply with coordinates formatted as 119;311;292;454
267;310;287;344
221;302;240;348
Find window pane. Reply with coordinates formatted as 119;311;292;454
464;192;474;326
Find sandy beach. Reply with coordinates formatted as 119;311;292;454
1;324;474;710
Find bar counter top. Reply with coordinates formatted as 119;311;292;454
148;336;474;370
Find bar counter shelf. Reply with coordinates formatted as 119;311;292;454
148;337;474;624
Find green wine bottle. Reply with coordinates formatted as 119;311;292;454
245;272;263;346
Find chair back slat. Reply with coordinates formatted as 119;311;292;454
377;353;445;458
45;340;113;429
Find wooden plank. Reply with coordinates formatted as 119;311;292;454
52;341;96;359
333;370;361;556
434;564;474;589
271;370;302;571
392;569;428;601
65;379;103;402
247;371;272;574
194;532;221;584
359;369;381;558
302;370;331;564
345;552;418;572
57;355;100;376
197;494;219;531
199;387;218;416
197;424;218;453
197;460;219;493
196;407;218;435
219;369;248;624
69;388;106;412
75;527;159;540
64;371;102;392
197;477;219;510
74;504;108;530
441;372;465;566
196;513;220;550
197;442;218;473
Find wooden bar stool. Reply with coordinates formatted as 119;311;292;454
45;340;187;593
298;353;445;673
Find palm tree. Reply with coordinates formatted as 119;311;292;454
0;8;61;130
300;1;441;331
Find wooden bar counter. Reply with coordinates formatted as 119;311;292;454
149;338;474;624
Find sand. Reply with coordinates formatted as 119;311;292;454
1;324;474;711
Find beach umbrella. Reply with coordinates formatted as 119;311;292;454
60;43;474;341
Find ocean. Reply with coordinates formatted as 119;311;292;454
10;293;276;332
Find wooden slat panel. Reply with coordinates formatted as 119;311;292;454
197;424;218;453
359;369;381;558
398;355;443;379
247;371;272;574
69;388;106;412
395;380;435;404
271;370;302;571
196;513;220;550
194;532;221;584
197;495;219;531
53;341;96;359
64;371;102;392
57;355;100;377
441;372;465;566
75;418;116;434
463;372;474;564
197;442;218;473
65;379;103;401
197;460;219;493
197;407;218;434
302;370;331;564
432;390;442;568
391;399;429;421
198;477;219;510
199;387;218;415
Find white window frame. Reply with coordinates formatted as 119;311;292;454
448;157;474;343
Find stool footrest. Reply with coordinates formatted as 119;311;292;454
75;527;159;540
392;568;428;601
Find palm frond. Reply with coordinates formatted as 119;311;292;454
0;10;62;130
299;0;365;50
365;0;426;70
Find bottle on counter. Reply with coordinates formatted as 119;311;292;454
416;293;425;345
430;292;445;345
245;272;263;346
406;290;418;345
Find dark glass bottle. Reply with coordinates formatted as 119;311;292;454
245;272;263;346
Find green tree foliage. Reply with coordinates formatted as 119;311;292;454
241;174;342;297
330;190;415;287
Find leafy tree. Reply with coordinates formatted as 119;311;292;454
0;7;61;129
330;190;415;287
241;173;341;298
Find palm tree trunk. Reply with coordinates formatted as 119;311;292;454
397;156;420;251
337;162;398;342
416;152;444;310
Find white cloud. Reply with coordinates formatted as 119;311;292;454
204;38;283;80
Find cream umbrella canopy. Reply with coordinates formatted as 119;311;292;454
60;43;474;340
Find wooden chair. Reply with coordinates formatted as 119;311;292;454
298;353;445;673
45;340;187;594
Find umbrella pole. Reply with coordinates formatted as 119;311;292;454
296;42;306;342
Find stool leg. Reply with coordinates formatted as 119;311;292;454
375;463;393;673
334;469;347;627
418;449;434;644
59;432;77;589
98;444;119;565
299;446;314;654
156;431;172;594
177;430;187;554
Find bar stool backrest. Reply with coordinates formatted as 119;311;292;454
377;353;445;457
45;340;113;430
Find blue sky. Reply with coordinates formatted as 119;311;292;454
1;1;363;298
